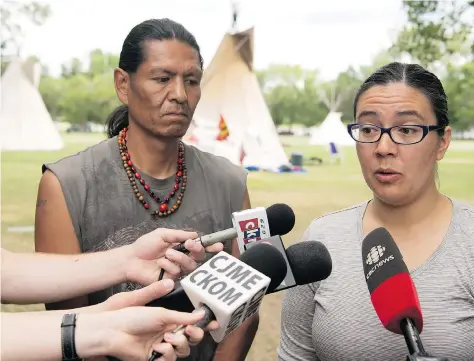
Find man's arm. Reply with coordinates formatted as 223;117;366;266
212;188;260;361
34;170;90;310
34;170;100;361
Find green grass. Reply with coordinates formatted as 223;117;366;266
2;133;474;361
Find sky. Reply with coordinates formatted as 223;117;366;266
15;0;407;81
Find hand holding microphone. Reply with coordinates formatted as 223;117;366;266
149;242;288;361
148;237;333;312
157;203;295;281
171;203;295;254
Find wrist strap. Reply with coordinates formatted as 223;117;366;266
61;313;81;361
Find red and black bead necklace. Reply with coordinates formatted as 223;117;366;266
117;127;187;217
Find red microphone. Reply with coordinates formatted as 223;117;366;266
361;227;426;356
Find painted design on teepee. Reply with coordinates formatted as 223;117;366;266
216;114;230;141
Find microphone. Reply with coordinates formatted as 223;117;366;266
244;235;295;292
157;203;294;281
148;240;332;311
171;203;295;254
233;203;295;253
272;239;333;293
362;227;448;360
180;242;287;342
245;236;332;293
148;242;287;361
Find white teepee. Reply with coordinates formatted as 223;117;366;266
0;59;64;151
309;88;354;147
184;27;290;171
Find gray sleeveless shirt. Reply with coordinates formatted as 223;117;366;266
42;136;248;361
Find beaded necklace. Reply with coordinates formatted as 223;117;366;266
117;127;187;217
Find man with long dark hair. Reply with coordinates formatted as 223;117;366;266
35;18;255;361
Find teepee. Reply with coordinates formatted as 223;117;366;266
0;58;64;151
309;88;354;147
184;27;290;171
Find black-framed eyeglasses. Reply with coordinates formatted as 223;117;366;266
347;123;445;145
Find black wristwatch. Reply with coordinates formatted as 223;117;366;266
61;313;83;361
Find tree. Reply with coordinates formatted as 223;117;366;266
257;65;327;128
39;50;120;125
443;60;474;131
61;57;84;78
88;49;119;77
332;49;397;122
0;1;51;57
333;67;361;122
39;75;64;120
392;0;473;67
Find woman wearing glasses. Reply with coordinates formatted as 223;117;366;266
277;62;474;361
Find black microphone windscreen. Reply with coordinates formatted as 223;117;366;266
362;227;407;294
267;203;295;236
239;242;287;292
286;241;332;285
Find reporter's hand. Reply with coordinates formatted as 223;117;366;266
100;279;175;312
161;320;219;358
123;228;196;285
123;228;224;284
76;307;219;361
159;238;224;279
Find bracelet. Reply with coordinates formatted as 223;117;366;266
61;313;82;361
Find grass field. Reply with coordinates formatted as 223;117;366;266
2;133;474;361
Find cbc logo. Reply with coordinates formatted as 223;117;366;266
366;245;385;265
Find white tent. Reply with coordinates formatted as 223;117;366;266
309;111;354;146
309;89;354;147
184;27;290;171
0;58;64;151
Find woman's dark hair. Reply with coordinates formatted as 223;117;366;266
106;18;204;138
353;62;449;129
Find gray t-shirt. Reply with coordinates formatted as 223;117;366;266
42;136;248;361
277;199;474;361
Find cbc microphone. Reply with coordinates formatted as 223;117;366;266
362;227;451;361
148;242;287;361
172;203;295;253
362;227;428;357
